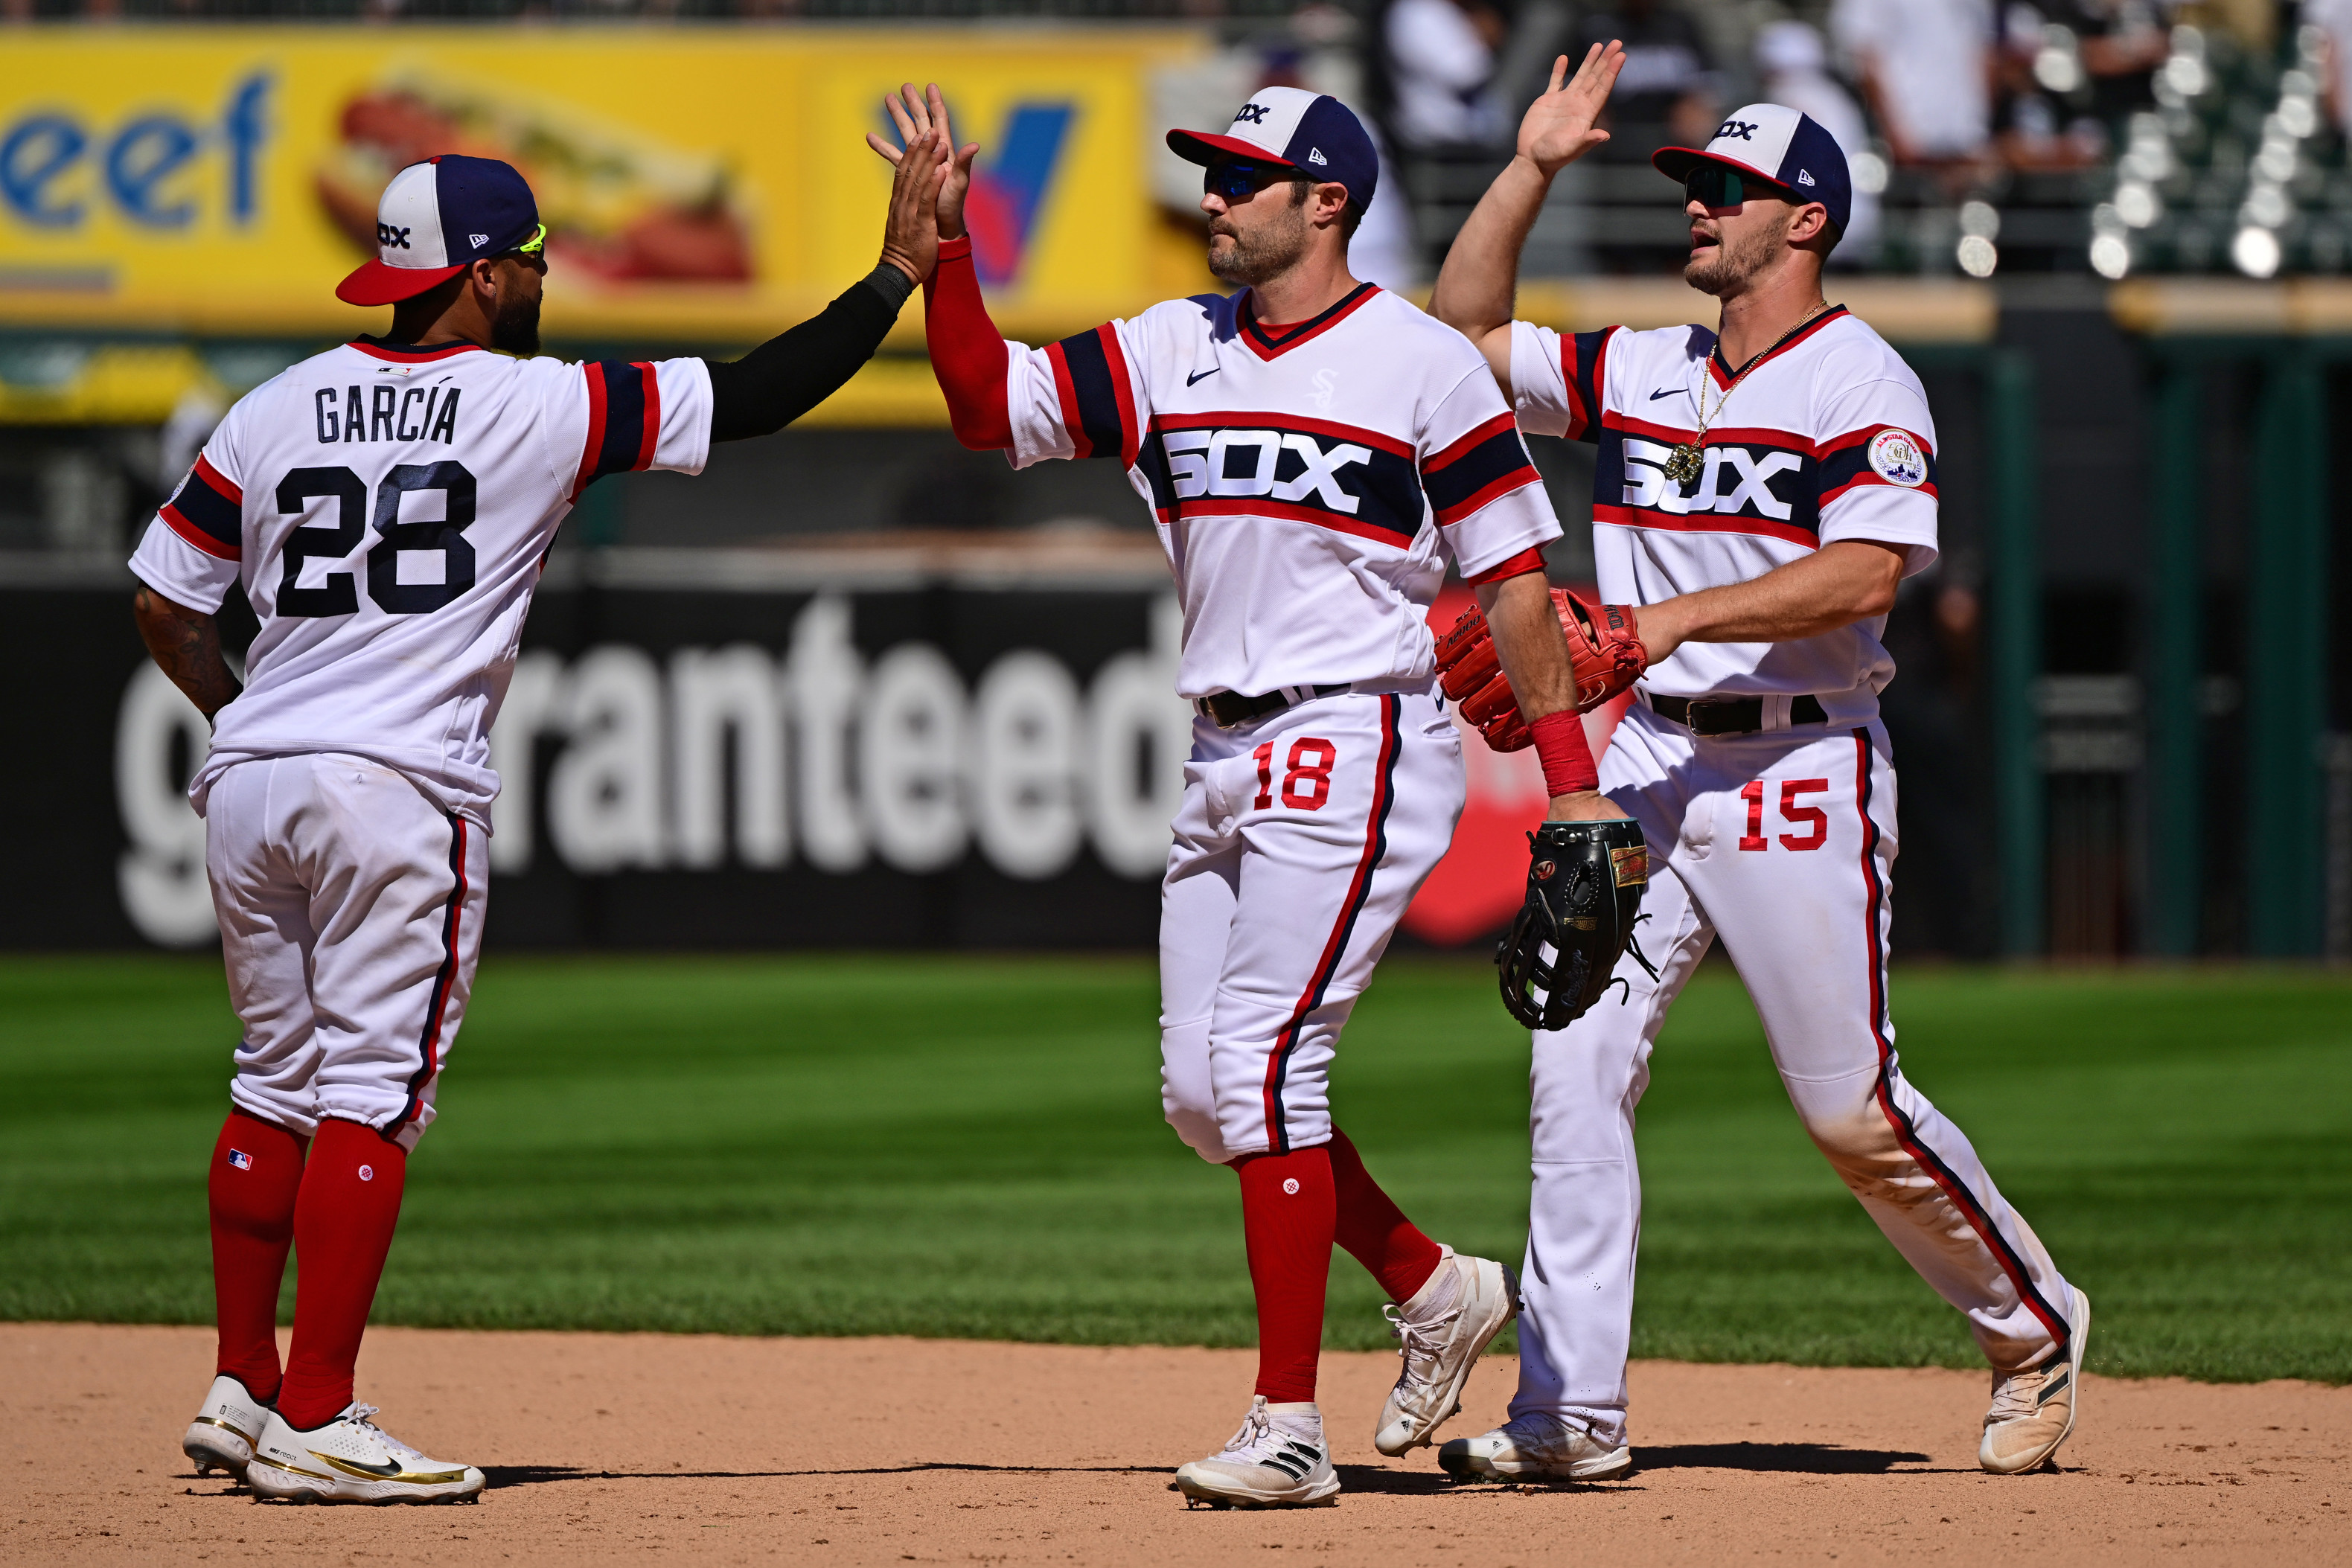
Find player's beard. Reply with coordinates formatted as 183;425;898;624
1684;212;1786;297
1207;192;1311;287
490;289;542;356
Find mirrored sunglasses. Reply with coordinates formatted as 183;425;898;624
1684;165;1774;210
1204;161;1294;202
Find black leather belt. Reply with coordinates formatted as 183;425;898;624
1195;683;1351;729
1648;693;1827;736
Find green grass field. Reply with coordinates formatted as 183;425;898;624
1;955;2345;1383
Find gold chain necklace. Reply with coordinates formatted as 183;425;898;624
1663;300;1832;486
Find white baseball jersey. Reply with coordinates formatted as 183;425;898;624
1006;284;1561;699
129;338;713;827
1507;307;1938;718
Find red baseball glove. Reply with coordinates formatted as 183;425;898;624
1434;588;1648;752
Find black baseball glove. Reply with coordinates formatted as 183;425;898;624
1496;818;1658;1031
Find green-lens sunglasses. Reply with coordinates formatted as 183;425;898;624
1684;164;1791;210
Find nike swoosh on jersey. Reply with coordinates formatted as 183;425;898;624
1649;387;1686;400
1187;368;1220;385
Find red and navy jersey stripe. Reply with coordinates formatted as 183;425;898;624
1818;423;1940;505
1560;328;1614;441
159;455;243;561
572;360;661;499
1421;412;1541;528
1238;282;1380;361
1045;324;1141;465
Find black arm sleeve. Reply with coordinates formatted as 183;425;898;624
703;264;915;443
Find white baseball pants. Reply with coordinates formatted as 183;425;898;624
204;752;486;1151
1161;690;1464;1163
1512;704;2075;1447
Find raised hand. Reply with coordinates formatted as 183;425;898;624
1518;42;1627;178
864;82;981;243
877;118;948;286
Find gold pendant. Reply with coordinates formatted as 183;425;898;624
1663;443;1704;485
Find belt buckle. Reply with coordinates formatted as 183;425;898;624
1682;697;1748;736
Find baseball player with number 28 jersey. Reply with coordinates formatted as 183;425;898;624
132;144;952;1504
1430;48;2086;1484
880;80;1608;1507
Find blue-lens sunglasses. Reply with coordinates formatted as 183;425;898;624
1204;161;1297;202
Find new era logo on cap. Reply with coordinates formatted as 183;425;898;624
1652;102;1853;240
335;153;540;308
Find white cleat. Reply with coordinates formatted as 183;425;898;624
244;1404;485;1505
1372;1248;1519;1457
1981;1286;2092;1475
1172;1396;1341;1508
183;1373;274;1479
1439;1411;1633;1483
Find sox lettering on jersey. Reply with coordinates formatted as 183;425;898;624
1143;414;1424;545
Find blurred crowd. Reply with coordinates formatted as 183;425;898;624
9;0;2351;277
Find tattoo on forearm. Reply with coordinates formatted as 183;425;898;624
133;588;240;720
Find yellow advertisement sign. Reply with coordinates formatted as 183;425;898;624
0;25;1210;345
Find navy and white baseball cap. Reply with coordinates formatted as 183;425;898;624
1167;86;1378;214
1653;103;1851;237
336;154;542;307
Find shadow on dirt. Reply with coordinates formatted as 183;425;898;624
476;1462;1172;1489
1637;1442;1934;1473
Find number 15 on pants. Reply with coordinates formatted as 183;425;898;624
1739;777;1830;851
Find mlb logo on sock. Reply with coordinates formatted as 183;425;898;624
227;1149;252;1171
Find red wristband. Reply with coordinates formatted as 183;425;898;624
1530;709;1597;796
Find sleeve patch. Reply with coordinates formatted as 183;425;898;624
1424;415;1542;527
1045;324;1137;464
575;360;662;497
1818;424;1939;505
159;453;243;560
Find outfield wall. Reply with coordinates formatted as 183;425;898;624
12;546;1591;952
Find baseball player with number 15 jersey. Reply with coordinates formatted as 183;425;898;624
1429;48;2086;1484
133;143;951;1504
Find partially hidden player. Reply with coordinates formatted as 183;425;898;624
1426;47;2089;1481
135;141;950;1503
872;83;1601;1507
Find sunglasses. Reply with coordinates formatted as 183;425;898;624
495;223;548;260
1204;161;1297;202
1684;166;1786;210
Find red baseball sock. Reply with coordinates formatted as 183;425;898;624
1329;1127;1446;1304
1234;1145;1336;1405
275;1119;407;1431
206;1110;307;1403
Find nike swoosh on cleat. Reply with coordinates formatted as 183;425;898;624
1187;368;1220;385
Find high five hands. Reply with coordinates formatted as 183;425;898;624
868;82;982;265
1518;42;1628;179
875;95;954;287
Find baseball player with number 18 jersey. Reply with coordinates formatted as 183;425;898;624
134;144;950;1503
1429;56;2087;1484
883;79;1607;1506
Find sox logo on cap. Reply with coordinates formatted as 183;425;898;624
1165;86;1381;216
336;154;541;307
1652;102;1853;238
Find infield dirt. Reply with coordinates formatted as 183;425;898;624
5;1322;2345;1565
